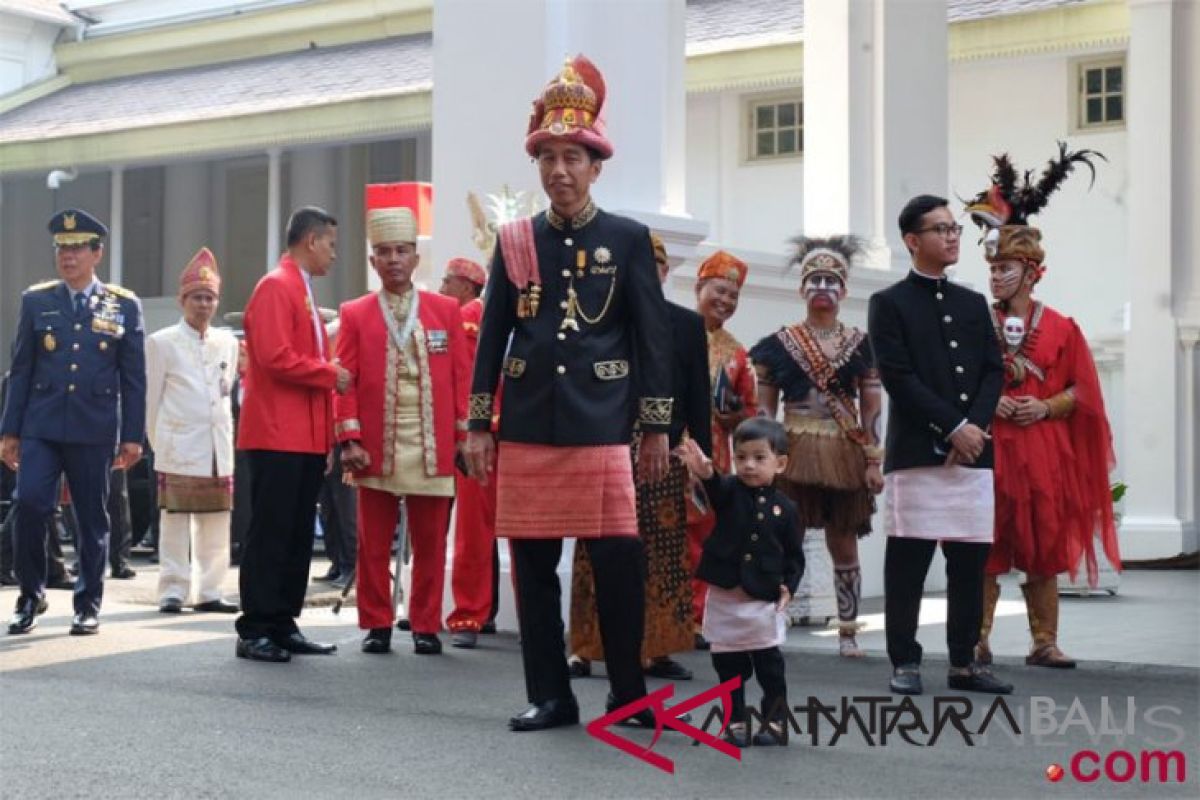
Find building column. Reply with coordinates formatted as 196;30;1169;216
265;147;282;272
1121;0;1184;559
108;165;124;285
162;161;211;290
803;0;948;270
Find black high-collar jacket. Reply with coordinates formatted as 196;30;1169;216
867;270;1003;472
695;474;803;602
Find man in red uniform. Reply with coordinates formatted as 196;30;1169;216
965;145;1118;669
236;206;350;663
440;257;500;648
336;207;470;655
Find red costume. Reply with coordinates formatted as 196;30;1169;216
335;287;469;635
989;304;1118;582
966;143;1117;669
447;294;502;634
237;254;337;455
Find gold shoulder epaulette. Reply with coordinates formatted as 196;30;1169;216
25;279;60;293
104;283;138;299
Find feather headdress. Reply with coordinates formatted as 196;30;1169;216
788;234;867;283
965;142;1106;229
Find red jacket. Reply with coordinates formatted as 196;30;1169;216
334;290;469;479
237;255;338;454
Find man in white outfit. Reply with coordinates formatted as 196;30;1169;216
146;247;240;614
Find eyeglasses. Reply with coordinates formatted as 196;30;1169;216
915;223;963;239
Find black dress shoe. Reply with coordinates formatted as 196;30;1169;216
508;698;580;732
752;722;789;747
274;632;337;655
450;630;477;649
567;657;591;679
413;633;442;655
362;628;392;654
723;723;750;748
194;599;239;614
313;568;341;583
159;597;183;614
395;618;411;632
694;633;711;651
236;636;291;663
480;621;497;635
605;693;692;727
645;657;693;681
329;573;352;591
889;663;923;695
111;565;137;580
69;613;100;635
947;663;1013;695
7;596;48;634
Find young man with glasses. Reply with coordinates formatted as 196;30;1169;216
867;195;1012;696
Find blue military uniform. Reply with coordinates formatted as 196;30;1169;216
1;209;146;633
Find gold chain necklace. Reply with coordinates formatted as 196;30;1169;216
565;277;617;326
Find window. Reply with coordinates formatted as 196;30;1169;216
746;95;803;161
1075;57;1125;131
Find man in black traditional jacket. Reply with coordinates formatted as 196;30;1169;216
465;55;674;732
867;194;1012;696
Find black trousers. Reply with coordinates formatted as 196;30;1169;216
884;537;991;668
318;444;357;575
712;647;787;724
511;536;646;706
235;450;325;640
107;469;133;572
229;449;253;564
1;503;68;582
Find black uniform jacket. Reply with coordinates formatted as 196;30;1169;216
663;301;712;455
867;270;1003;472
470;205;672;445
695;474;803;602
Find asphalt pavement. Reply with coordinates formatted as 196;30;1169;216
1;563;1197;799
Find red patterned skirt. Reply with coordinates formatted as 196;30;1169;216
495;443;638;539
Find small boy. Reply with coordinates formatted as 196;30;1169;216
680;417;804;747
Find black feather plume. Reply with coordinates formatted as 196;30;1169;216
1012;141;1107;224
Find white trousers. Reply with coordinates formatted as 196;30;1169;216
157;510;231;604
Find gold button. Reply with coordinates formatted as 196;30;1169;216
72;343;80;351
70;364;78;372
751;534;759;542
756;512;764;520
561;269;571;278
743;554;752;562
68;384;75;392
757;496;766;503
74;323;82;331
950;340;959;349
557;332;566;341
943;315;952;323
960;393;969;401
560;300;569;310
955;366;964;374
565;238;574;246
556;365;566;375
936;292;944;301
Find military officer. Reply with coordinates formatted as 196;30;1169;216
2;208;146;635
466;55;674;732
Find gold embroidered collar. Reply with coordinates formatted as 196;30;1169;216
546;200;598;231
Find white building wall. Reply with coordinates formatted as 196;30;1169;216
685;88;804;253
948;50;1130;341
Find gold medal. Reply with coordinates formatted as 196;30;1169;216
99;341;108;351
43;332;56;352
